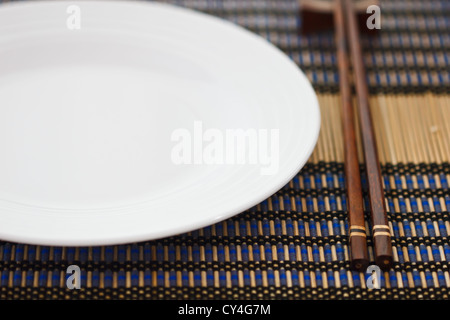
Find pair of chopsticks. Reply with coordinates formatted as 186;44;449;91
334;0;393;271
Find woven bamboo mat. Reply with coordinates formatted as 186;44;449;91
0;0;449;299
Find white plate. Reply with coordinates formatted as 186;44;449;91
0;1;320;245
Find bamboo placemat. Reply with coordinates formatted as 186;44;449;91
0;0;448;299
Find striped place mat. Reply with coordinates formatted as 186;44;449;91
0;0;449;300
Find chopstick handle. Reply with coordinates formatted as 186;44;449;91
343;0;393;271
334;0;369;271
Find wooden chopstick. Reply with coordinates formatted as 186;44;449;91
343;0;393;271
334;0;369;271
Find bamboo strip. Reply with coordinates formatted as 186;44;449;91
308;93;450;165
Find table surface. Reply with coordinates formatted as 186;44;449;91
0;0;449;300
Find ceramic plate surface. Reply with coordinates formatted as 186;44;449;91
0;1;320;245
